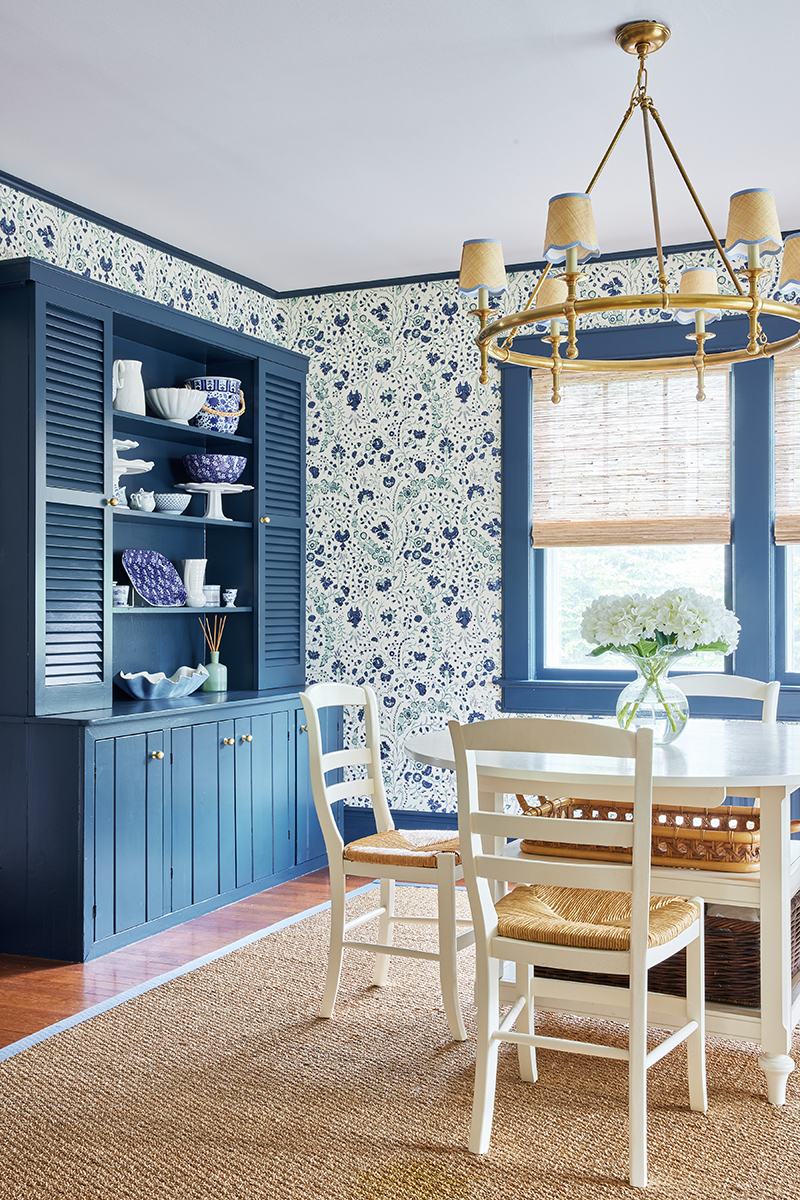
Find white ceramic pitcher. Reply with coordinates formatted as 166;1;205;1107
113;360;146;414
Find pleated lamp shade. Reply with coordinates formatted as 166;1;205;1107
725;188;783;258
458;239;508;295
534;276;569;322
543;193;600;264
778;233;800;296
673;267;721;324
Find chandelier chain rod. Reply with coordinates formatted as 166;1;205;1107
585;98;637;196
641;99;668;298
646;104;745;298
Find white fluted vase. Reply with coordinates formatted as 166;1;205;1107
181;558;207;608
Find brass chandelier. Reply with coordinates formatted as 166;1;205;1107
458;21;800;402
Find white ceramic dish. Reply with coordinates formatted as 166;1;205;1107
114;663;209;699
146;387;207;424
153;492;192;514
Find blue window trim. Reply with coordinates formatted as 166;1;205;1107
499;314;800;720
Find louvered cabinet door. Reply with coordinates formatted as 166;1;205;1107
257;362;306;689
34;290;113;714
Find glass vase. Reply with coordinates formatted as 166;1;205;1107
615;650;689;745
202;650;228;693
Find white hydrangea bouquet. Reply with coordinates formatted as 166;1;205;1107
581;588;740;743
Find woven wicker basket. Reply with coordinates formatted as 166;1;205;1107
532;894;800;1008
517;795;761;872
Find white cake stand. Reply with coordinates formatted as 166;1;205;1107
177;482;254;521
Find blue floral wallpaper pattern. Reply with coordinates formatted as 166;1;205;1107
0;180;781;811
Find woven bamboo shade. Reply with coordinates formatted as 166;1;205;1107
458;239;508;295
543;193;599;264
532;365;731;547
534;275;569;320
725;189;783;258
778;234;800;296
673;267;721;324
773;348;800;543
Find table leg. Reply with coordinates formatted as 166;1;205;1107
757;785;795;1105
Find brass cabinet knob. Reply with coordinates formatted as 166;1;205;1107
299;724;308;733
106;497;118;506
242;734;253;742
223;737;235;746
151;750;164;760
260;516;271;524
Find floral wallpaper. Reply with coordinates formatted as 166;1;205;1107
0;180;783;811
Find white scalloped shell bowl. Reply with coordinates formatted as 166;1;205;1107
114;663;209;699
146;387;208;424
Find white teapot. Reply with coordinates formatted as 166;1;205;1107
113;360;146;414
129;489;155;512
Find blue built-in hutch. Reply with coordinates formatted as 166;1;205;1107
0;258;339;962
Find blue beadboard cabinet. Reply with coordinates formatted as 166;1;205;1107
0;259;336;962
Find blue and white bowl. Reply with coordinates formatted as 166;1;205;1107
153;492;192;514
186;376;243;434
182;453;247;484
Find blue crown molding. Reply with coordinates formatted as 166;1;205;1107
3;165;798;301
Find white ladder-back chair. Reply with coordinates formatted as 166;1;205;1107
449;716;706;1190
678;674;779;723
300;682;474;1041
679;674;780;808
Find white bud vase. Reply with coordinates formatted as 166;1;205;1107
181;559;207;608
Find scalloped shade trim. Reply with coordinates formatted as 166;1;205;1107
458;239;508;296
673;267;722;324
725;188;783;258
543;193;600;264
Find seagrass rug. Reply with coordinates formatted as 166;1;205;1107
1;886;799;1200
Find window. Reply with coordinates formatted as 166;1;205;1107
544;544;726;671
531;355;730;677
500;316;797;719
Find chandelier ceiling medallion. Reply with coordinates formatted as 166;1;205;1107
458;21;800;402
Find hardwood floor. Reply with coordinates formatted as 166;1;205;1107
0;868;367;1051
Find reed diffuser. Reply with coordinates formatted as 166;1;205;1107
199;615;227;692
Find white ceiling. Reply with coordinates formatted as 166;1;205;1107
2;0;798;292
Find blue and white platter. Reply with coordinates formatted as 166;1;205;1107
122;550;187;606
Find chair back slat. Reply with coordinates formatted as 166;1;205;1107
456;715;638;760
471;809;635;849
326;778;376;805
678;673;780;722
474;852;634;893
324;747;373;772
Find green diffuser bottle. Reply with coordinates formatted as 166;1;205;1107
200;616;228;692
